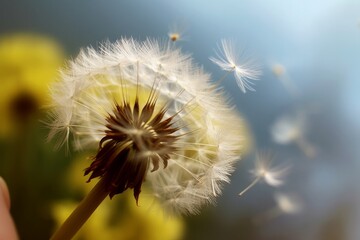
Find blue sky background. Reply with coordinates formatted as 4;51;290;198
1;0;359;239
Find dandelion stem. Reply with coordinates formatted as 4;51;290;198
50;177;109;240
295;137;316;159
216;71;232;86
238;175;262;196
278;75;299;98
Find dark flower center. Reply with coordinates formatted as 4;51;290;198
85;97;179;203
10;91;39;122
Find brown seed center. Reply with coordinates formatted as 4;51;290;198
85;97;178;203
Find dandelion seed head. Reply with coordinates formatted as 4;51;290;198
271;113;305;145
271;63;286;77
168;23;187;42
238;151;290;196
169;33;181;42
48;38;245;215
274;192;302;214
271;112;316;158
251;151;290;187
210;39;261;93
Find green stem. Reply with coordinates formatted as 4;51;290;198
50;178;109;240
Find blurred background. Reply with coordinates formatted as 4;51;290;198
0;0;359;239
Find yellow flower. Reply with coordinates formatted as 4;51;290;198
122;190;184;240
0;33;64;136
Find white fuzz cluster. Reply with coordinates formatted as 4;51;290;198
239;151;290;196
250;151;290;187
274;192;302;214
210;39;261;93
48;38;245;215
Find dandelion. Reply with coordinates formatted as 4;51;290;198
271;112;316;158
274;192;302;215
271;63;286;77
271;113;303;145
252;192;302;224
48;38;245;239
168;23;187;42
210;39;261;93
271;63;300;97
239;151;290;196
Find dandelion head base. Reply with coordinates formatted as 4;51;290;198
84;96;179;203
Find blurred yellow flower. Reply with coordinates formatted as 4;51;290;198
0;33;64;136
53;157;184;240
52;200;115;240
118;190;183;240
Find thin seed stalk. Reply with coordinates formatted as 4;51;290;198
50;177;109;240
216;70;232;86
238;175;262;196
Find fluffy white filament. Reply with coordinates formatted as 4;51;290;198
239;151;290;196
210;39;261;93
48;38;245;215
